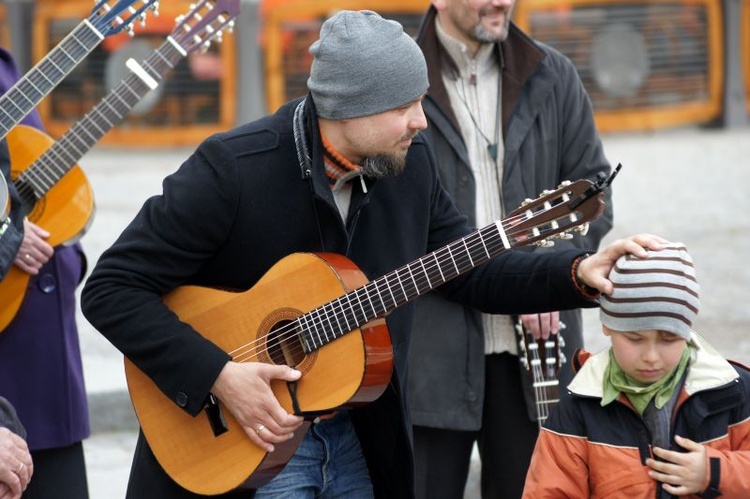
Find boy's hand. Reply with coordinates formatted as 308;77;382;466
646;435;708;496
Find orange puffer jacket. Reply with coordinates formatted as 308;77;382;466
523;332;750;498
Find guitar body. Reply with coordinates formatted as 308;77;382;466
125;252;393;495
0;124;94;331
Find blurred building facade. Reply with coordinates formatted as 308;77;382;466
1;0;747;147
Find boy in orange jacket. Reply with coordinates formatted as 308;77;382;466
523;243;750;498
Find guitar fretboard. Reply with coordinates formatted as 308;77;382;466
0;20;105;141
298;222;510;352
14;38;185;202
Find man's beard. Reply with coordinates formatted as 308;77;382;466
361;151;407;179
472;8;512;43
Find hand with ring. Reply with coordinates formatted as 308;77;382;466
211;361;305;453
0;427;33;497
14;219;54;275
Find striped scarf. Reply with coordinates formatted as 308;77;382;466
321;134;360;186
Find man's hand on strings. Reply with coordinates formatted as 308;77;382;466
212;361;304;453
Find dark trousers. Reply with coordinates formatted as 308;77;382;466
413;353;539;499
24;442;88;499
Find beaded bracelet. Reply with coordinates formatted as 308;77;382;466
571;254;600;299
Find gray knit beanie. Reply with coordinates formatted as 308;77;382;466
307;10;429;120
600;243;700;340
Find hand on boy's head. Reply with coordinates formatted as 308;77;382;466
578;234;668;295
646;435;708;495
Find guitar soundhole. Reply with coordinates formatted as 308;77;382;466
267;320;306;367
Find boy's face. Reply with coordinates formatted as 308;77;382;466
603;326;687;384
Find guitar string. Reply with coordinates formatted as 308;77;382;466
10;13;134;198
14;42;178;200
15;10;218;200
0;9;114;136
533;338;561;424
224;206;580;365
227;212;533;362
230;207;576;364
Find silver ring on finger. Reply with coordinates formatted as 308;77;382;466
256;424;266;435
24;253;31;261
15;462;24;474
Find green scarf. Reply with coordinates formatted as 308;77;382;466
601;346;691;415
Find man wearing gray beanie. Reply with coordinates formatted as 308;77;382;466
81;7;665;499
308;10;429;120
525;242;750;498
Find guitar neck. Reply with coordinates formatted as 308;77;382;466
15;39;185;200
530;362;560;428
299;222;510;352
0;21;105;140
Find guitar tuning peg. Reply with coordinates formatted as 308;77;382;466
557;231;574;240
573;222;590;236
558;180;572;188
534;239;555;248
520;197;533;206
560;352;567;365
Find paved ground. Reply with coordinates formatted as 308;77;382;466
74;125;749;498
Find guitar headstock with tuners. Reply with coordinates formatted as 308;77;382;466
504;164;620;249
515;319;566;427
90;0;160;37
169;0;240;54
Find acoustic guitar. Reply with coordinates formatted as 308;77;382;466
0;0;159;141
515;318;565;428
0;0;239;332
125;172;617;495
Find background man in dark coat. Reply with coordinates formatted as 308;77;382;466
408;2;613;497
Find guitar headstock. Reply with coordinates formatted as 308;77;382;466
504;165;620;249
170;0;241;54
90;0;160;37
515;319;566;381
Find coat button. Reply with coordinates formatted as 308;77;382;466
176;392;188;407
467;391;478;402
37;274;57;293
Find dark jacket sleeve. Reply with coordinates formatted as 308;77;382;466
81;138;237;416
0;396;25;438
0;139;24;281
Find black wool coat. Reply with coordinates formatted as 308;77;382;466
81;97;596;498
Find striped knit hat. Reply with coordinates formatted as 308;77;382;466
600;243;700;340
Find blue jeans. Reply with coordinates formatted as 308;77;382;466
254;412;374;498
